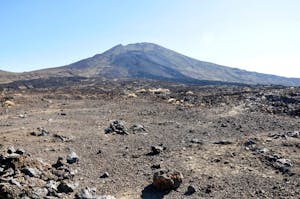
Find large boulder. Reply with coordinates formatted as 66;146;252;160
153;170;183;191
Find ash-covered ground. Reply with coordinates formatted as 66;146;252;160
0;79;299;199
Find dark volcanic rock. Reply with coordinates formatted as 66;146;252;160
152;170;183;191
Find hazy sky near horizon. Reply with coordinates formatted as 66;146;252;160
0;0;299;77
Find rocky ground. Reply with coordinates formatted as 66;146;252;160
0;79;299;198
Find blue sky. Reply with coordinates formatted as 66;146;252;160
0;0;299;77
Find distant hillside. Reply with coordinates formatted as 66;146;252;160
1;43;300;86
0;70;19;84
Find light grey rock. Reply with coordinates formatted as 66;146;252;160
22;167;41;177
258;148;269;154
97;196;116;199
46;180;59;191
67;152;79;164
9;179;21;188
130;124;146;132
75;187;97;199
191;138;202;144
2;168;14;178
277;158;293;167
30;187;49;198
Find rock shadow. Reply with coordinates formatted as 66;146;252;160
141;184;169;199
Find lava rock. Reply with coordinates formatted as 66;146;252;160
244;139;256;147
52;156;65;169
185;185;197;195
153;169;183;191
7;146;15;154
57;181;79;193
149;145;165;155
15;148;25;155
22;167;41;177
105;120;128;135
100;172;109;178
213;140;233;145
151;164;161;170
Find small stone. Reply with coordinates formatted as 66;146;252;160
57;181;79;193
7;146;15;154
3;100;15;107
37;127;49;136
53;134;73;142
185;185;197;195
213;140;233;145
2;168;14;177
75;187;97;199
97;196;116;199
97;150;102;154
100;172;109;178
244;139;255;146
106;120;128;135
277;158;293;167
258;148;269;153
221;123;227;127
287;131;299;138
67;152;79;164
104;127;112;134
75;187;116;199
31;127;50;136
52;156;65;169
149;146;164;155
46;180;59;191
191;138;202;144
151;164;161;170
9;179;21;188
127;93;137;98
15;148;25;155
18;114;27;118
22;167;41;177
130;124;146;132
30;187;49;198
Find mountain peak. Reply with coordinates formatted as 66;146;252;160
106;42;164;53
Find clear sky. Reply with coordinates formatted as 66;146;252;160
0;0;299;77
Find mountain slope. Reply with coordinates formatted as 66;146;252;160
54;42;298;86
